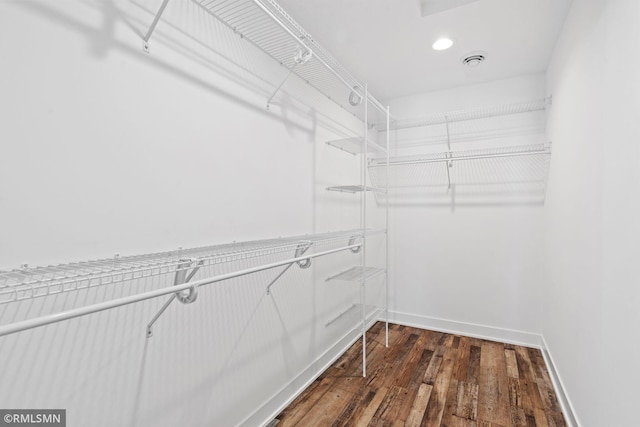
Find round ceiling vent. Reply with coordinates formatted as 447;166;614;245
461;51;487;67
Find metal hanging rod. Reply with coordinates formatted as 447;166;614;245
368;144;551;168
0;243;361;338
379;97;551;131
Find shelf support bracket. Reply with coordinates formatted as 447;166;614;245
266;241;312;295
266;45;312;110
142;0;171;53
267;64;297;110
146;258;203;338
446;152;453;190
444;115;453;190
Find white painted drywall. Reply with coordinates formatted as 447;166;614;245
385;74;547;337
0;1;386;426
543;1;640;426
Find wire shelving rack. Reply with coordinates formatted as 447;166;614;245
0;230;370;306
143;0;387;120
370;98;552;200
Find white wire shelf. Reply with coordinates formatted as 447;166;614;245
186;0;386;118
380;97;550;131
325;266;385;283
370;143;550;168
0;230;367;305
326;185;387;194
326;138;387;156
368;143;551;189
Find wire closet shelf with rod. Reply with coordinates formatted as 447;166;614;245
369;97;552;205
0;0;392;381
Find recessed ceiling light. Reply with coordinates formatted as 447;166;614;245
432;38;454;51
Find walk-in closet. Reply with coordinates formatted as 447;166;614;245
1;1;638;426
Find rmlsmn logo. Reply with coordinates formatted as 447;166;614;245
0;410;65;426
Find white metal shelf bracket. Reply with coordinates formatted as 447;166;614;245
142;0;171;53
266;44;311;110
266;241;312;295
348;235;362;253
445;115;453;190
146;258;203;338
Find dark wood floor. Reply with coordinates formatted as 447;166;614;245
275;322;566;427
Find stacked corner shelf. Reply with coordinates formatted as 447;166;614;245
324;96;391;374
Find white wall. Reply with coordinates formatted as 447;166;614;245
0;1;385;426
543;1;640;426
386;74;547;341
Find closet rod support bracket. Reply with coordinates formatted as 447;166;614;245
146;258;203;338
142;0;171;53
266;241;312;295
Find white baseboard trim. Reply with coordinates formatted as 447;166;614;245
384;310;543;348
540;335;581;427
239;308;382;427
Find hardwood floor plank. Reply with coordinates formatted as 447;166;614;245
394;350;434;424
448;415;478;427
294;384;355;427
477;341;510;426
508;377;523;408
277;377;337;427
370;385;408;425
533;408;550;427
396;334;431;388
467;345;482;383
421;335;456;426
453;337;471;382
405;383;433;427
504;349;519;379
454;381;479;420
477;421;506;427
354;385;388;426
513;346;544;412
423;355;443;385
440;378;459;427
525;414;537;427
510;406;527;427
545;410;567;427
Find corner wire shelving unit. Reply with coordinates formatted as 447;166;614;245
140;0;391;376
0;230;378;338
324;85;391;376
369;97;552;200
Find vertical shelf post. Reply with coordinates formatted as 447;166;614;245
361;83;368;378
385;105;390;348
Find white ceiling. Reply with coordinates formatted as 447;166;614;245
276;0;572;101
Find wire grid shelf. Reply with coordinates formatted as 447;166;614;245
326;185;387;194
326;266;385;283
0;230;368;305
326;137;387;156
194;0;386;118
381;98;550;131
368;144;551;189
